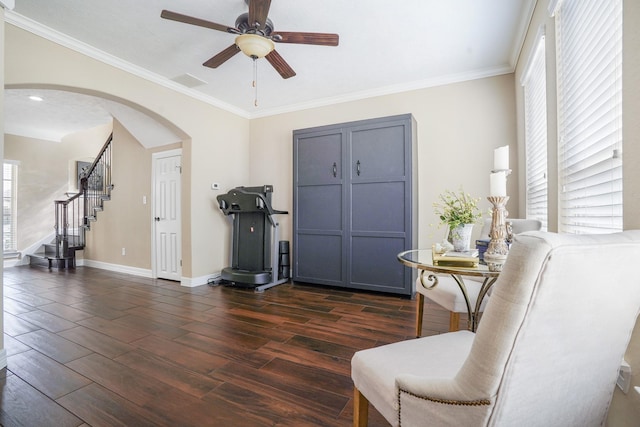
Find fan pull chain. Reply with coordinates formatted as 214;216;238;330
252;57;258;107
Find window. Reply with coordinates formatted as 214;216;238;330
3;161;19;255
521;32;548;231
555;0;623;234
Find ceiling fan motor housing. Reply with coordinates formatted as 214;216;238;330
235;12;274;36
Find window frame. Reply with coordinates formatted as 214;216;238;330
521;28;549;232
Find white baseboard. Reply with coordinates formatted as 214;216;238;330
181;272;222;288
4;257;24;268
12;232;57;267
79;259;153;278
8;255;221;289
80;259;221;288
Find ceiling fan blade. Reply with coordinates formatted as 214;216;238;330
271;32;339;46
203;44;241;68
161;10;236;33
249;0;272;30
265;50;296;79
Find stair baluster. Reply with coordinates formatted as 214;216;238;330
33;133;114;269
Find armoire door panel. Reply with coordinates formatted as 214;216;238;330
350;125;406;179
296;132;343;185
296;185;343;231
295;234;344;283
351;181;406;233
350;236;407;291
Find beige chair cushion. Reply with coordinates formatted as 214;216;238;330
352;331;475;425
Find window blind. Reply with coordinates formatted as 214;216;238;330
556;0;622;234
522;34;548;231
3;162;18;253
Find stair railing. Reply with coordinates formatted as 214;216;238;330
54;133;113;260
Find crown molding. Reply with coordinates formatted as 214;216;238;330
248;64;514;119
4;11;250;119
0;0;14;10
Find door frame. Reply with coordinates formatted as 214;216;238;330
151;148;182;280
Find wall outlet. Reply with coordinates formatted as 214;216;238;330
121;247;126;256
211;182;220;190
617;359;632;394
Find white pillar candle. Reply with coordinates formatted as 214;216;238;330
490;171;507;197
493;145;509;171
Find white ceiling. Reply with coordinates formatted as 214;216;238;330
5;88;183;147
5;0;535;143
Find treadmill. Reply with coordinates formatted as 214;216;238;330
216;185;288;292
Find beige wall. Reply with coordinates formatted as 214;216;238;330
83;122;182;269
617;0;640;423
623;0;640;227
249;74;519;247
5;24;251;279
82;121;153;267
5;118;183;273
515;0;640;423
5;124;110;250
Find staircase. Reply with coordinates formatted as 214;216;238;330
28;134;114;269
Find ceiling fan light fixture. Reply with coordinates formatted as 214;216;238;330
235;34;274;58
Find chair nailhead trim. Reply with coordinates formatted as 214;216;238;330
397;389;491;426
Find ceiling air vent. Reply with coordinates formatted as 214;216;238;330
170;73;208;88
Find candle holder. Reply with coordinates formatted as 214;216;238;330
484;196;510;272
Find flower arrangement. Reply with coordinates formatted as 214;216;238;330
433;188;482;230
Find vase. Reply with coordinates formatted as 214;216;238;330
450;224;474;252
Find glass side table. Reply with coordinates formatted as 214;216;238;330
397;249;500;332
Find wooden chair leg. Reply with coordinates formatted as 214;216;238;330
449;312;460;332
415;293;424;338
353;387;369;427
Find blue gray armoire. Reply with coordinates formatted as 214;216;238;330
292;114;417;295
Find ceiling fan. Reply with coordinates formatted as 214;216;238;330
161;0;339;79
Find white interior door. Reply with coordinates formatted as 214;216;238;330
153;150;182;281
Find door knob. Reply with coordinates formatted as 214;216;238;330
154;217;160;222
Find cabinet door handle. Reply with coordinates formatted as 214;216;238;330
356;160;361;176
332;162;337;178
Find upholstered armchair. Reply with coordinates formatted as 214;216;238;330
352;231;640;426
416;218;542;335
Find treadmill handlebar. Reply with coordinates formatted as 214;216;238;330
216;186;288;218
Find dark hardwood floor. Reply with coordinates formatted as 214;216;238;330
1;266;453;427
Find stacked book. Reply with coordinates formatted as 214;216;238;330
432;248;480;267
